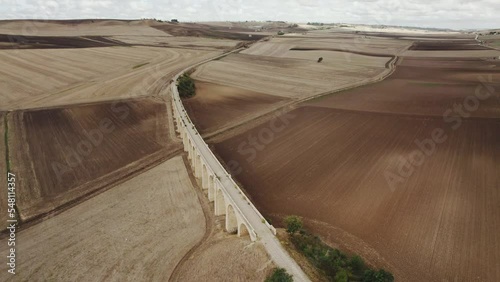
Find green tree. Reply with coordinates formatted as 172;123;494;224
265;267;293;282
363;269;394;282
334;269;349;282
284;215;303;234
177;73;196;98
349;255;365;274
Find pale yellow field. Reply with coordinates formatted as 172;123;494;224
0;156;206;281
241;41;295;57
174;234;274;281
0;112;7;231
243;36;410;56
111;35;240;50
0;20;168;36
193;35;404;100
192;52;390;99
0;47;220;110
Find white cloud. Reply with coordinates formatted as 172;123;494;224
0;0;498;29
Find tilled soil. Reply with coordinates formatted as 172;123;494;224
183;80;289;134
208;40;500;281
8;98;179;224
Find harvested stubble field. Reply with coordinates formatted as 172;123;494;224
192;52;390;100
0;19;169;37
208;40;500;281
174;233;274;281
8;98;179;223
109;35;240;50
0;156;206;281
0;46;220;110
0;34;130;49
151;22;268;41
242;34;411;56
0;112;7;230
0;19;241;52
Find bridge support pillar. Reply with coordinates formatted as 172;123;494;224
183;132;189;153
191;145;195;166
187;139;193;161
215;188;225;216
238;223;250;238
202;164;209;190
208;175;215;202
226;204;238;234
195;154;202;178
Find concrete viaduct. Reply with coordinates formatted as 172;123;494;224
170;54;311;282
171;84;264;242
179;123;256;239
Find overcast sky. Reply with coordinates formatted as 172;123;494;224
1;0;498;30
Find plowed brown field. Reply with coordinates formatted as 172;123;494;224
183;80;289;134
209;41;500;281
313;56;500;118
9;98;179;223
409;40;491;50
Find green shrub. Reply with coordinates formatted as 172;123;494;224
265;267;293;282
177;73;196;98
349;255;365;274
362;269;394;282
284;215;303;234
288;226;394;282
334;269;349;282
277;31;285;35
